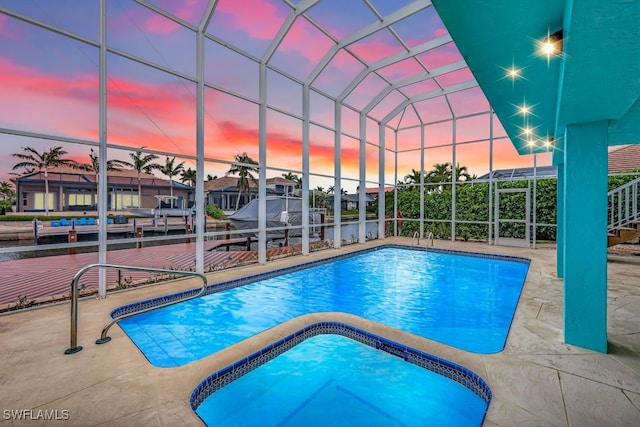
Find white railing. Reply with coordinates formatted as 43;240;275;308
608;177;640;231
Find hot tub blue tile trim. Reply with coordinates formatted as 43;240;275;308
110;244;530;318
190;321;492;424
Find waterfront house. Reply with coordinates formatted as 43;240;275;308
204;176;297;212
13;167;193;213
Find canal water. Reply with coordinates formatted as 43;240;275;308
0;222;381;262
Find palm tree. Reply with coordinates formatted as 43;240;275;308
180;167;197;187
206;174;217;181
327;185;335;194
12;146;77;215
0;181;15;202
282;172;302;189
227;152;259;210
426;162;452;184
77;148;128;207
159;157;185;208
403;168;425;188
454;163;472;181
121;148;161;208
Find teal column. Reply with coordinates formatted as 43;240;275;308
556;162;564;278
563;121;608;353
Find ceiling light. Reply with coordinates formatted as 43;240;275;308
518;104;531;115
506;67;521;80
540;29;563;57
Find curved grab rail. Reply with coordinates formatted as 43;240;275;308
410;231;420;246
64;263;208;355
426;231;434;247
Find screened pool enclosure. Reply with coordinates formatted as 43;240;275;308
1;1;639;352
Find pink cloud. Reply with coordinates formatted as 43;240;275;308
276;16;334;64
0;56;200;156
109;3;183;35
377;58;426;83
154;0;204;23
418;43;463;70
348;31;404;63
215;0;286;41
144;14;180;34
0;58;98;137
0;58;96;99
0;14;21;41
434;28;448;37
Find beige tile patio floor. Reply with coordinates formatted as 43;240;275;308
0;238;638;426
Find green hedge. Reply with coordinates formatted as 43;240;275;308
374;173;640;242
205;204;226;219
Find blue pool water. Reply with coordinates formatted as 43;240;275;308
119;247;528;367
195;334;489;426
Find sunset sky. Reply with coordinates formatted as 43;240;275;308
0;0;548;192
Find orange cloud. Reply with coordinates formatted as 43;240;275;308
209;120;364;177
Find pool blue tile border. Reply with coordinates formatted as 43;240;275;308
189;321;492;424
110;244;531;318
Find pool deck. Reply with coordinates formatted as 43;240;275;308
0;238;638;426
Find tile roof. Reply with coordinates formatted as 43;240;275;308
609;145;640;173
16;167;182;187
364;186;395;194
204;176;296;191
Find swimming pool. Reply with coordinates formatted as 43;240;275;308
116;246;529;367
191;322;491;426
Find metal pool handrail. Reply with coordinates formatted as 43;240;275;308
64;263;208;355
426;231;434;247
410;231;420;246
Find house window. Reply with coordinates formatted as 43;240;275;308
68;192;95;206
111;192;139;209
33;193;55;210
22;192;28;207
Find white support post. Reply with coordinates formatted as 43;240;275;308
194;5;213;274
451;117;457;242
420;124;425;239
98;0;107;298
302;85;310;255
358;113;366;244
489;112;494;244
378;123;385;240
258;64;267;264
394;130;399;236
334;101;342;248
